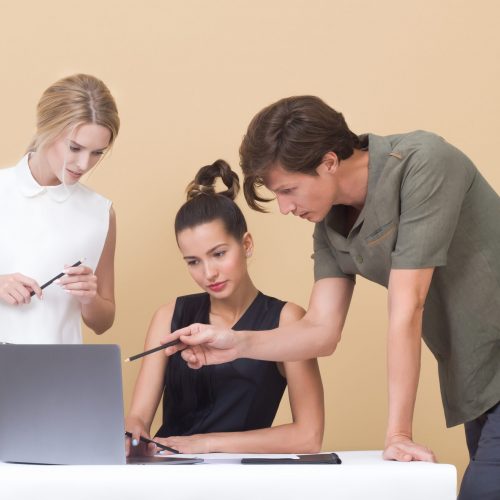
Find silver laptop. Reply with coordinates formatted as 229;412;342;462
0;344;201;465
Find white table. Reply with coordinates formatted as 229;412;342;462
0;451;456;500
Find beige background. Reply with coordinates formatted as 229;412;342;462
2;0;500;485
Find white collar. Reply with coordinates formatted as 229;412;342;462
15;154;78;203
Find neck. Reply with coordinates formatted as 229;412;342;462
336;149;369;210
28;152;61;186
209;276;259;327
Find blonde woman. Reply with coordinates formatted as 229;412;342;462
0;74;120;343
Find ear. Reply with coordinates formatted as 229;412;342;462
241;232;254;258
319;151;340;174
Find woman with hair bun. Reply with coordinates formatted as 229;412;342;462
0;74;120;343
126;160;324;454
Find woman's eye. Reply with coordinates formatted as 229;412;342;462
69;145;80;152
93;151;105;156
214;251;226;258
186;259;199;266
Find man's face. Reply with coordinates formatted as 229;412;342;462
263;162;338;223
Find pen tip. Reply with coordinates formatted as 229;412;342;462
124;358;130;363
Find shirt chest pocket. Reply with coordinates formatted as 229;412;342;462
366;221;397;246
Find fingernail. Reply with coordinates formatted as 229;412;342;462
132;439;139;446
54;279;61;284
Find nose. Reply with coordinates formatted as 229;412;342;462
204;261;218;282
76;152;92;172
277;195;295;215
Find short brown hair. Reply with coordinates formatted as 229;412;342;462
240;96;360;211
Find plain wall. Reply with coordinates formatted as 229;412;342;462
2;0;500;484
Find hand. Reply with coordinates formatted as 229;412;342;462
124;416;156;457
383;434;437;462
162;323;239;369
57;264;97;305
0;273;42;305
155;434;211;454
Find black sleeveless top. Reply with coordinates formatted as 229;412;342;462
155;292;287;437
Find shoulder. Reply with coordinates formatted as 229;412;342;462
279;301;306;326
174;292;209;309
382;131;477;188
150;301;177;327
390;131;474;168
154;293;207;320
75;183;112;208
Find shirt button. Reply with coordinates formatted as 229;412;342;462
356;255;363;264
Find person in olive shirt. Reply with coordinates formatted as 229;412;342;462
165;96;500;500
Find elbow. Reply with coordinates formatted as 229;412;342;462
92;324;111;336
87;313;115;336
294;427;324;454
318;330;341;357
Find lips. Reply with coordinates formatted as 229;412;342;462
66;169;82;179
208;281;227;292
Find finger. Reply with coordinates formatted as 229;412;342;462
180;330;216;346
13;274;42;299
10;287;29;305
125;436;131;456
410;447;437;462
383;446;413;462
171;323;208;339
394;442;436;462
160;324;204;345
181;349;204;369
14;273;40;290
160;331;188;356
64;265;92;275
163;343;187;357
62;281;97;292
0;291;17;306
58;275;97;286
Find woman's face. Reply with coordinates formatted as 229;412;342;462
177;219;252;299
41;123;111;185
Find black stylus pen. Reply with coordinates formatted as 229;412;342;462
124;339;181;363
29;260;82;297
125;431;179;454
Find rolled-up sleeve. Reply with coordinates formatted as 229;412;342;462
312;223;355;281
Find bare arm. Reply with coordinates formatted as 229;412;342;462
125;302;175;455
156;302;325;454
383;268;436;462
167;277;354;367
79;207;116;334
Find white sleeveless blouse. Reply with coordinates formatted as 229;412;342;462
0;155;111;344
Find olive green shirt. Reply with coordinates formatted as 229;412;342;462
313;130;500;427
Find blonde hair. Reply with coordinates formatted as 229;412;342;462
27;74;120;153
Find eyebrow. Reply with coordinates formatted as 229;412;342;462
269;184;290;193
70;140;107;152
183;243;228;260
